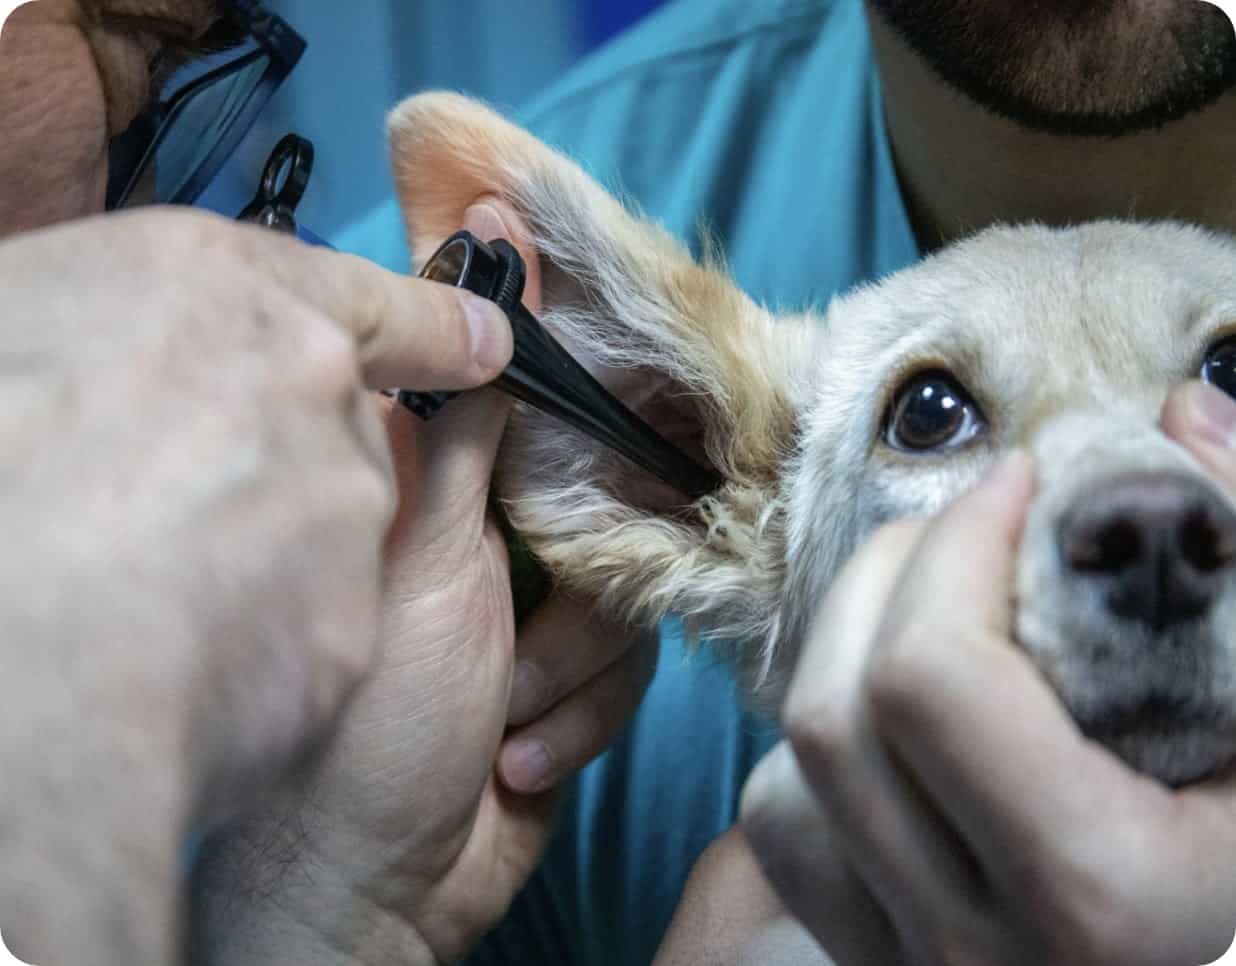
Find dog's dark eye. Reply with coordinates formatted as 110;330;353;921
884;371;984;452
1202;337;1236;400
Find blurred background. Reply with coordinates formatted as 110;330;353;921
198;0;668;258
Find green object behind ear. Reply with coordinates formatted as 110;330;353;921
494;500;553;625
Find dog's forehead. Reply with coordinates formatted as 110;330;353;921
820;221;1236;404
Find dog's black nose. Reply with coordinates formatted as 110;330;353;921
1059;473;1236;632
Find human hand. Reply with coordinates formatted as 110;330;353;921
654;827;831;966
740;441;1236;966
189;198;658;966
0;206;513;964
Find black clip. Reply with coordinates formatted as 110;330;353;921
238;133;315;234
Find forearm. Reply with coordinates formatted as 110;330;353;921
187;818;439;966
0;809;182;965
0;586;193;964
0;704;186;964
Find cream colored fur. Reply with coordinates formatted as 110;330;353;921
390;92;817;695
388;94;1236;783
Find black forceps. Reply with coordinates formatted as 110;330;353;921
397;231;722;501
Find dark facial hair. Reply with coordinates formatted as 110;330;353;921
869;0;1236;137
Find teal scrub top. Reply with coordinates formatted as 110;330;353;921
336;1;918;961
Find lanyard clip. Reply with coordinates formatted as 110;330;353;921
238;133;315;234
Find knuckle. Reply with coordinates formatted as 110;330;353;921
1064;892;1144;966
1013;854;1136;965
335;618;380;688
738;751;786;836
1047;901;1132;966
322;627;377;697
417;281;474;363
369;446;399;524
782;691;852;778
740;750;842;900
311;624;378;721
305;308;362;376
739;782;788;871
274;300;364;404
353;455;398;528
337;254;391;351
866;632;928;717
919;925;1011;966
916;922;974;966
146;207;247;267
326;441;398;545
307;533;384;686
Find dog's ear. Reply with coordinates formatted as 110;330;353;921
387;92;813;693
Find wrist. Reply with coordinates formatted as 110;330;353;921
188;817;441;966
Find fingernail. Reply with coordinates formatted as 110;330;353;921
501;738;553;793
464;295;512;372
508;660;547;726
1187;382;1236;447
462;200;508;243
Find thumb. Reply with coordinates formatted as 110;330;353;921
380;277;514;390
382;197;535;560
896;449;1038;635
384;387;511;564
1161;381;1236;489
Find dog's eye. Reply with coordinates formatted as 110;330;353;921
1202;337;1236;400
884;371;984;452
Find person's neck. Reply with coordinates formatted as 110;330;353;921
866;9;1236;251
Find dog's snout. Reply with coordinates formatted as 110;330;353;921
1058;473;1236;632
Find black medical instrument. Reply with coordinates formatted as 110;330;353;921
397;231;722;501
226;146;715;500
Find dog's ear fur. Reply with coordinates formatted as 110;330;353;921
387;92;812;693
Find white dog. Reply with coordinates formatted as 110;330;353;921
389;92;1236;789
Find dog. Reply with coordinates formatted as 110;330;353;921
388;92;1236;788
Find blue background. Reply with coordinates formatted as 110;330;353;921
198;1;668;244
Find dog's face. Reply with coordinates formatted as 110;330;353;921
389;94;1236;786
790;223;1236;786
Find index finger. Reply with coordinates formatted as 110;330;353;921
870;454;1236;957
1161;380;1236;488
869;452;1107;850
253;228;514;391
883;596;1236;960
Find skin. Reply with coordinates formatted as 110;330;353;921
655;3;1236;962
188;199;658;966
5;2;1236;965
661;391;1236;965
866;4;1236;247
0;3;654;964
868;0;1236;136
743;440;1236;965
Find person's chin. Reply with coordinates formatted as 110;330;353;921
868;0;1236;138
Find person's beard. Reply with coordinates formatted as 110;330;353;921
868;0;1236;137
